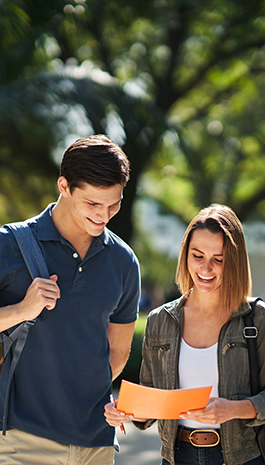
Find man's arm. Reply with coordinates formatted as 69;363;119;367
0;275;60;332
108;321;136;381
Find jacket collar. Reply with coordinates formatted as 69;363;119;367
165;292;253;322
164;294;186;323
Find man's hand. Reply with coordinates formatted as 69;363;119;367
19;274;60;320
104;401;134;427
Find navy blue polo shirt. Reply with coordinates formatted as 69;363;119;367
0;204;140;447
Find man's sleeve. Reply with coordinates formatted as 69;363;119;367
110;254;141;324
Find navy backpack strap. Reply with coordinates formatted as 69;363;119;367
6;222;49;279
1;222;49;434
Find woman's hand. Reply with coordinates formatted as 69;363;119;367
179;397;257;425
104;402;134;427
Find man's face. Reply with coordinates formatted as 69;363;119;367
59;178;123;238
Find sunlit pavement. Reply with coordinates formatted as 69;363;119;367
114;421;161;465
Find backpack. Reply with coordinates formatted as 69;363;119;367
0;221;49;434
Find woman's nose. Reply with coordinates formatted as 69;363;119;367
200;260;212;273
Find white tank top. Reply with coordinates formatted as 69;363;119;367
178;338;220;429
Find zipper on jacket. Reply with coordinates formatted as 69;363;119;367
217;314;248;464
218;320;230;465
152;344;170;351
165;307;183;447
220;338;248;464
152;344;170;360
165;308;182;389
222;342;247;356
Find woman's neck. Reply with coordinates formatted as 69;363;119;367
186;288;222;316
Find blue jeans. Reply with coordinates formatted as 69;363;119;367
161;426;264;465
161;448;264;465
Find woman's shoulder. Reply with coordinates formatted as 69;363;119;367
247;297;265;312
254;297;265;316
147;295;185;322
247;298;265;331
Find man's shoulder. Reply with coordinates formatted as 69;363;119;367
0;205;51;232
104;228;138;261
25;204;53;229
0;224;16;246
0;205;53;251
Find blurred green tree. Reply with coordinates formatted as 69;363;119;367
1;0;265;238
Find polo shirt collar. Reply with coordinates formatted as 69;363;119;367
34;203;62;242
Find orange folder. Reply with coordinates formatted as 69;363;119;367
117;380;212;420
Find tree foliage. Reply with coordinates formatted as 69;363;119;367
1;0;265;237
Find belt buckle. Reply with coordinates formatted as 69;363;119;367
189;429;220;447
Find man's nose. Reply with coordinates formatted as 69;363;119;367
99;206;110;223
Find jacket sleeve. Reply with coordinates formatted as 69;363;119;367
133;316;157;430
246;301;265;426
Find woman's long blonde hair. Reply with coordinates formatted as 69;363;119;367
176;204;252;314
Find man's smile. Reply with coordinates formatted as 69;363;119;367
87;217;104;225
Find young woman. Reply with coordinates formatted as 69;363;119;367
105;204;265;465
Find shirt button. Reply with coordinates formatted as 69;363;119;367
78;267;82;272
73;253;78;258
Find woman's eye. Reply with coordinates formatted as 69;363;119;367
215;258;223;264
193;254;203;259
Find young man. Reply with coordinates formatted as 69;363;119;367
0;135;140;464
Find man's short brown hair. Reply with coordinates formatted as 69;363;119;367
60;135;130;192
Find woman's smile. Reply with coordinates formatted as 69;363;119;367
197;273;216;282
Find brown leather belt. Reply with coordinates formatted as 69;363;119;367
180;428;220;447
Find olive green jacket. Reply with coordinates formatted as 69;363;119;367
134;295;265;465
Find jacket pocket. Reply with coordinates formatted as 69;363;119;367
150;341;175;387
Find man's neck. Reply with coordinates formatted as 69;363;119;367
51;200;94;260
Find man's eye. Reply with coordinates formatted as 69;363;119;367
110;202;121;210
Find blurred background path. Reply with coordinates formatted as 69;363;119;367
114;421;161;465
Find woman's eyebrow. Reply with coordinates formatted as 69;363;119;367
191;247;223;257
191;247;203;253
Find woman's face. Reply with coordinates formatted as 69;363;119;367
187;228;224;295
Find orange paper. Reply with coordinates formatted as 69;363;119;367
117;380;212;419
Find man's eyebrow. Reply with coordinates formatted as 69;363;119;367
85;197;123;206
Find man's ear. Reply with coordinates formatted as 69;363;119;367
57;176;70;197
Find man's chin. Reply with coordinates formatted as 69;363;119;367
89;224;105;236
